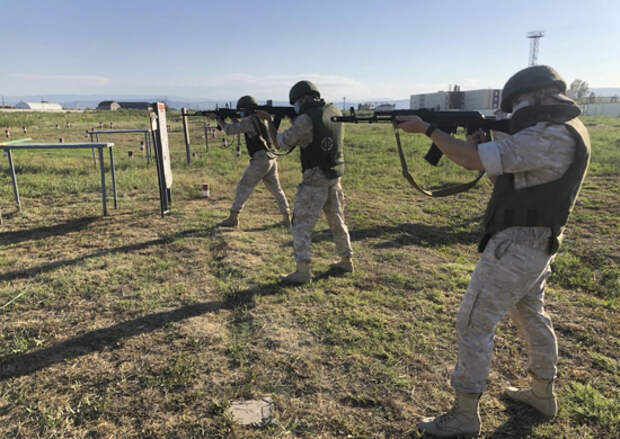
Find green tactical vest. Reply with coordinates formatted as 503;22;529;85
479;114;590;254
299;102;345;179
245;115;275;159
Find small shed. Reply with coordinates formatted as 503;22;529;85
97;101;121;111
15;101;63;111
375;103;396;112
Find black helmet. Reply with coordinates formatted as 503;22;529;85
501;65;567;112
236;95;258;110
289;80;320;105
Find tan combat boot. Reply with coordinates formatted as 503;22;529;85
332;256;354;273
417;391;481;438
281;261;312;284
217;210;239;228
505;374;557;418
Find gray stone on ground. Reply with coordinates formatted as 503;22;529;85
226;397;274;426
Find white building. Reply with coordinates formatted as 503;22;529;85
410;89;501;114
15;101;63;111
375;103;396;112
463;89;501;112
410;91;450;110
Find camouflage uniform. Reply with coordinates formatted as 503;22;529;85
451;122;576;393
276;114;352;262
223;117;289;216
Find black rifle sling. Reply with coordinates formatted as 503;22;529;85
250;116;297;156
392;121;485;197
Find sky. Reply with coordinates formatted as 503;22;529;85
2;0;619;102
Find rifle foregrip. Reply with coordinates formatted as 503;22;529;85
424;143;443;166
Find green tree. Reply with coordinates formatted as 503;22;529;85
569;79;589;102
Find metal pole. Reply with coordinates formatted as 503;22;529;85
146;131;151;164
89;133;97;167
144;132;150;164
181;107;191;165
6;149;21;209
98;147;107;216
109;146;118;209
204;123;209;153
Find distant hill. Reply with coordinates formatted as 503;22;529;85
1;94;412;110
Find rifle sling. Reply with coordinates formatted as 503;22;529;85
392;121;484;197
267;144;297;156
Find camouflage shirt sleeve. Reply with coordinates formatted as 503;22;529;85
275;114;313;150
223;116;258;137
477;122;576;189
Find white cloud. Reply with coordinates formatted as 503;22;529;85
159;73;456;101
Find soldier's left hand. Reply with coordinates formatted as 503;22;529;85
255;110;271;121
395;115;428;133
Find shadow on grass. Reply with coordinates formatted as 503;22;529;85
485;396;548;438
0;279;288;381
310;220;481;249
244;222;287;232
0;227;216;282
0;215;99;245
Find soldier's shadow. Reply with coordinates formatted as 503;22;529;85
485;396;548;438
309;219;481;249
0;279;288;381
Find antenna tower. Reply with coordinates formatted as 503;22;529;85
527;30;545;66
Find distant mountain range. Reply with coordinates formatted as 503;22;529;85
1;89;617;110
0;94;411;110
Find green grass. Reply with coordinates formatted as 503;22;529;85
0;111;618;438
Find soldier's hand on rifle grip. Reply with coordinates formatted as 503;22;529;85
467;129;488;144
395;115;429;133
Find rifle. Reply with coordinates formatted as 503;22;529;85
185;105;296;130
332;108;510;197
239;104;297;130
333;108;510;165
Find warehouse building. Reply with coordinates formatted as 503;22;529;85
15;101;63;111
97;101;121;111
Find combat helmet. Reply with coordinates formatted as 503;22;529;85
289;80;320;105
501;65;567;112
236;95;258;110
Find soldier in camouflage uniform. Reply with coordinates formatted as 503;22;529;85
257;80;353;284
209;95;290;229
396;66;590;438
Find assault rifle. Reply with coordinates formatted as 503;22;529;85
332;108;510;197
333;107;510;166
184;105;296;130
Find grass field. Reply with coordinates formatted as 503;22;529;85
0;110;618;438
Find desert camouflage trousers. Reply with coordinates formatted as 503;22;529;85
292;167;352;262
230;150;289;215
451;227;558;394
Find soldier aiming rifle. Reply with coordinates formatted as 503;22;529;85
208;96;291;229
396;65;590;438
256;80;354;284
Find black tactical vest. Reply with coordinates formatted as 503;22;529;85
244;116;274;159
479;105;590;254
299;102;344;179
